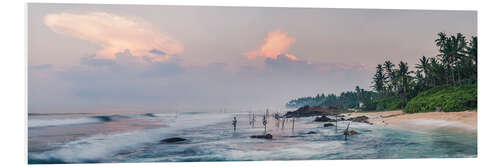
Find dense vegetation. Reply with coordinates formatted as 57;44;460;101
372;32;477;112
286;86;377;109
404;83;477;113
286;32;477;113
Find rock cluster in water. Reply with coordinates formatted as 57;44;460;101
314;115;333;122
250;134;273;139
323;123;335;127
347;116;372;124
343;130;358;135
160;137;187;143
284;105;340;118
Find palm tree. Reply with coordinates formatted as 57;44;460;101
372;64;385;96
383;60;395;95
415;56;430;88
435;32;468;86
414;69;425;95
395;61;413;105
464;36;477;82
428;57;447;86
355;85;361;102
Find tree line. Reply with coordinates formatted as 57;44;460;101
371;32;477;109
285;86;377;109
286;32;477;111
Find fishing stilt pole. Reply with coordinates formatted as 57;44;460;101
281;117;285;130
232;117;237;132
344;122;351;140
263;113;267;134
275;112;280;128
252;112;255;128
266;109;269;119
335;114;338;133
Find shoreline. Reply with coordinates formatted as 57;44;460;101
346;110;477;132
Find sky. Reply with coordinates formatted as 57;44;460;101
28;3;477;113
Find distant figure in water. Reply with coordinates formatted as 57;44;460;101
249;112;252;125
263;114;268;133
251;113;256;128
232;117;237;132
274;113;280;128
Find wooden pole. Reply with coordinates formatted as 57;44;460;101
344;122;351;140
275;112;280;128
335;114;338;133
252;112;255;128
263;113;267;134
282;117;285;130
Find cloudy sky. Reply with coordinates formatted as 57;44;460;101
28;3;476;113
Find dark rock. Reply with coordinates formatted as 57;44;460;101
314;115;332;122
347;116;372;124
343;130;358;135
284;105;341;118
323;123;335;127
160;137;187;143
287;135;305;138
251;133;273;139
306;131;317;134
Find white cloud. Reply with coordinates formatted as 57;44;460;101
45;12;184;62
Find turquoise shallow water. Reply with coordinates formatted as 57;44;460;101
28;111;477;164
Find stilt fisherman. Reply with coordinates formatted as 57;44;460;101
232;117;237;132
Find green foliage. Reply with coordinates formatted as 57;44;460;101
366;32;477;112
286;86;377;109
404;83;477;113
361;99;377;111
373;96;405;111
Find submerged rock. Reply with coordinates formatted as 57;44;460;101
323;123;335;127
343;130;358;135
306;131;317;134
314;115;332;122
250;134;273;139
160;137;187;143
347;116;372;124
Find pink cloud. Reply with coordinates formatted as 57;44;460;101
45;12;184;62
245;30;298;60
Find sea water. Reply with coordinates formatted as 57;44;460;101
28;111;477;164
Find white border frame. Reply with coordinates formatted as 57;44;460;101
2;0;499;167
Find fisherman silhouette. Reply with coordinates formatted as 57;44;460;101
251;113;256;128
232;117;237;132
263;115;267;133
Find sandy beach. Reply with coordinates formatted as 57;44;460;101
347;110;477;132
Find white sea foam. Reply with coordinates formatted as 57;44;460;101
30;112;232;163
29;113;477;163
28;113;163;128
407;119;476;131
28;117;102;128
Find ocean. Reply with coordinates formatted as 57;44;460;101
28;110;477;164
